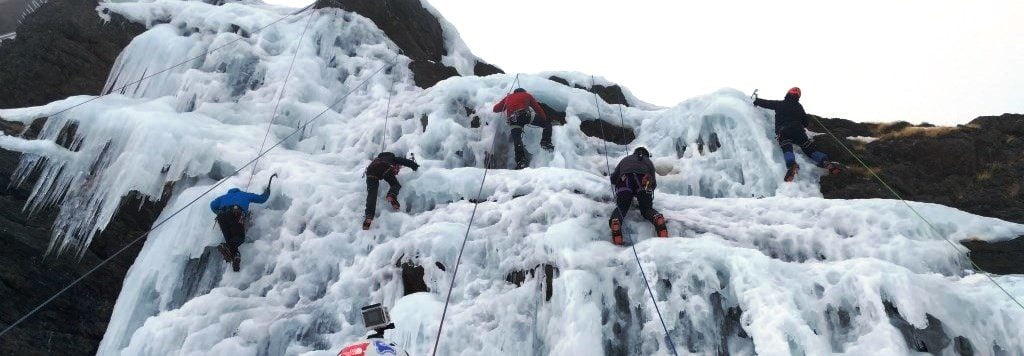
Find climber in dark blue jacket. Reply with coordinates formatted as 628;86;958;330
753;87;841;182
209;175;274;271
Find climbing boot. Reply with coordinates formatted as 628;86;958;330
386;194;400;211
216;243;233;262
231;252;241;272
653;214;669;238
784;163;800;182
824;161;844;176
540;140;554;151
515;152;532;170
610;218;624;246
362;217;373;230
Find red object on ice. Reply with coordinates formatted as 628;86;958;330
339;342;369;356
492;91;547;119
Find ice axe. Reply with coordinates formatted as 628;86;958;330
750;89;758;101
264;173;278;193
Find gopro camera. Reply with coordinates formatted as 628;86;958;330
361;303;391;331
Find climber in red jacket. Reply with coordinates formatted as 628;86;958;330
493;88;554;169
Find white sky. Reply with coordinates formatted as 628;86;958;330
270;0;1023;125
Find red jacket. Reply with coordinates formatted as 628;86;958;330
492;92;547;120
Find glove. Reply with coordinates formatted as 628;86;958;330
410;162;420;171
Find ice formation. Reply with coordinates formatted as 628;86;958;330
0;0;1021;355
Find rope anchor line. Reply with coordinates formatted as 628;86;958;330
591;75;680;356
430;74;519;356
0;53;399;339
808;115;1024;311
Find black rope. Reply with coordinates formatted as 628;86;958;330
430;74;519;356
378;51;401;155
0;57;397;339
247;7;318;189
44;5;314;123
592;76;679;356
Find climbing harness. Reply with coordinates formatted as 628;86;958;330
430;74;520;356
591;76;680;356
0;44;399;339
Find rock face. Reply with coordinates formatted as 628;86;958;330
0;144;170;355
0;0;156;354
817;114;1023;223
813;114;1024;273
548;75;631;107
1;0;1023;353
0;0;144;109
315;0;503;88
0;0;34;34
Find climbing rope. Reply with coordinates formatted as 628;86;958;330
0;57;398;339
247;7;318;189
431;74;519;356
808;115;1024;311
591;76;680;356
40;4;315;123
378;51;401;155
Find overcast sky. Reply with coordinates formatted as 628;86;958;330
270;0;1023;125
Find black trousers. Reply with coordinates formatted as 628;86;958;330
216;209;246;253
776;125;828;167
510;114;553;163
611;189;660;223
365;175;400;218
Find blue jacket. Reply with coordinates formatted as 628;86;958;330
210;188;270;213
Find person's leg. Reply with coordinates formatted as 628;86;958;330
638;191;668;237
637;191;658;221
384;175;401;210
609;190;634;245
511;127;528;165
216;212;234;244
365;178;380;218
226;211;246;254
777;132;797;169
789;128;829;167
531;117;554;149
384;175;401;197
800;141;829;167
215;211;235;260
611;190;633;221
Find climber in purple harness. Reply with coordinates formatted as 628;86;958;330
608;147;668;245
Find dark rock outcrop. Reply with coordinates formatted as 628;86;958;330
960;237;1024;275
580;119;635;146
0;0;145;109
0;0;155;354
0;0;34;34
0;144;171;355
814;114;1024;273
399;260;430;295
504;264;558;302
549;75;631;107
315;0;503;88
884;301;957;355
818;114;1023;223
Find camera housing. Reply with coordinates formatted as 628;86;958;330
361;303;391;331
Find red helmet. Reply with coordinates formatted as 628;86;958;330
787;87;801;99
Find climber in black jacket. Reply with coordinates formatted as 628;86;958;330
364;152;419;230
608;147;668;245
753;87;841;182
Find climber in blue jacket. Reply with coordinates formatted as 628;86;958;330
209;174;275;271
